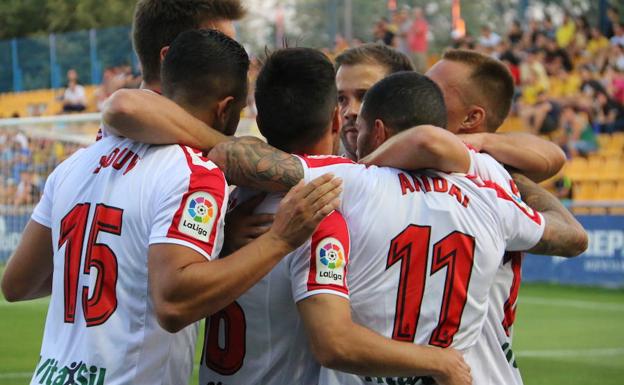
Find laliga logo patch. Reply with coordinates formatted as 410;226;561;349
179;191;217;242
315;237;345;285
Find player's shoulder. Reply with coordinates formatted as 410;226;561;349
151;144;224;178
298;154;356;168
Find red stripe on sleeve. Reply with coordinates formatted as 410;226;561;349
467;176;542;225
307;211;350;295
166;146;227;257
299;155;355;168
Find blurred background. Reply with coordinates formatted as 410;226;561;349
0;1;622;384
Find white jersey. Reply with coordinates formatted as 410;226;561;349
199;188;350;385
30;136;228;385
468;150;526;385
296;155;545;385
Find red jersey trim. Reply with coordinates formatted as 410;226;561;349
166;146;226;257
307;211;350;295
502;252;523;336
298;155;355;168
467;175;542;225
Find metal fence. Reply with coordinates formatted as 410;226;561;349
0;26;137;93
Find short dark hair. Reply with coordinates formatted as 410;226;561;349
361;72;447;133
255;48;337;152
442;49;515;132
133;0;245;83
161;29;249;107
335;43;414;74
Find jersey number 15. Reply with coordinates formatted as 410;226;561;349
59;203;122;326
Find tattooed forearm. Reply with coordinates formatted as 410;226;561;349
511;173;588;257
209;136;304;192
511;173;562;213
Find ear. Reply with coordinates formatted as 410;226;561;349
331;107;340;135
159;46;170;63
459;105;486;134
374;119;390;146
215;96;236;127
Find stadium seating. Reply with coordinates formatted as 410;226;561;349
0;86;98;118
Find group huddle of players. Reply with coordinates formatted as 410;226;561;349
1;1;589;385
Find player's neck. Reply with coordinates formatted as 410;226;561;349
297;134;334;156
140;81;162;94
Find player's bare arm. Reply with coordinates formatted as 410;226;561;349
1;221;54;301
458;132;566;182
512;173;588;257
298;295;472;385
209;136;306;192
103;89;228;148
149;174;341;332
359;125;471;173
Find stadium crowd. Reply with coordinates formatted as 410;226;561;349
372;6;624;160
0;130;80;211
3;6;624;213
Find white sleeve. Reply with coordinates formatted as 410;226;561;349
295;155;370;216
468;152;516;195
31;168;58;228
491;183;545;251
149;147;228;261
291;211;350;303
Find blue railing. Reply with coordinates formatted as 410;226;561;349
0;26;137;93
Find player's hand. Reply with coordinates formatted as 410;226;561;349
224;193;274;252
433;348;472;385
269;174;342;249
457;132;487;152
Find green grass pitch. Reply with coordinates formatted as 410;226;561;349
1;268;623;384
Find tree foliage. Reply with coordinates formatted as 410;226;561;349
0;0;137;39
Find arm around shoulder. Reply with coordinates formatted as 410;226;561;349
361;125;470;174
512;173;588;257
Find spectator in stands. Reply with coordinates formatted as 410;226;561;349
373;17;395;47
542;15;556;40
594;91;624;133
579;65;607;108
0;177;17;208
407;7;428;73
61;69;87;113
549;67;581;105
572;16;590;55
606;6;621;38
553;175;573;205
393;7;411;56
520;48;550;93
13;169;40;206
507;20;524;46
607;65;624;104
520;90;561;135
556;12;576;49
610;23;624;47
478;24;501;50
609;43;624;71
558;105;597;158
544;36;573;73
587;27;610;56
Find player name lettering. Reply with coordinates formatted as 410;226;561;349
182;219;209;236
397;172;470;208
93;146;140;176
319;270;342;281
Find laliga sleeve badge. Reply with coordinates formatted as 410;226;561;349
315;237;346;285
179;191;218;242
